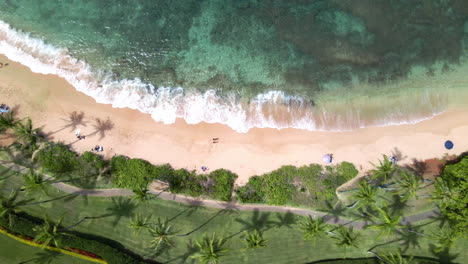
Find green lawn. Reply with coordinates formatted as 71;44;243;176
0;164;466;264
0;232;92;264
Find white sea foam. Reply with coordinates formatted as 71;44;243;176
0;20;444;133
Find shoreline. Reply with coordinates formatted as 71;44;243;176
1;53;468;185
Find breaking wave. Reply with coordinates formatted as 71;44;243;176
0;20;446;133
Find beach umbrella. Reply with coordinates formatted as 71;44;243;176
444;140;454;150
322;154;333;163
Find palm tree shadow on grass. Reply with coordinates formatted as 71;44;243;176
322;201;347;224
428;210;449;228
367;223;423;253
430;245;459;264
167;200;204;223
388;194;409;216
105;197;138;227
163;238;198;264
0;167;18;181
396;224;422;252
236;210;274;232
87;117;114;140
267;211;297;230
18;250;61;264
178;208;234;237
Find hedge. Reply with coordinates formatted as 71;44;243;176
36;142;79;173
307;257;440;264
236;162;356;207
110;156;238;201
110;156;155;190
0;213;153;264
207;169;238;201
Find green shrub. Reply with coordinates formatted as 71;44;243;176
236;176;265;203
237;163;350;208
437;156;468;236
36;142;78;173
110;156;153;189
170;169;206;197
336;161;359;181
263;166;295;205
81;151;106;169
207;169;238;201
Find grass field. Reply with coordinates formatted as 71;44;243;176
0;232;92;264
1;164;466;264
336;181;438;220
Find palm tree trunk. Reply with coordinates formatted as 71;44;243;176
408;229;431;237
21;193;77;206
47;174;98;184
367;250;391;264
176;211;222;237
60;217;89;231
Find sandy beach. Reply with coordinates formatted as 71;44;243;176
1;53;468;185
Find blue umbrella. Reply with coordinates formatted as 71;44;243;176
444;140;454;150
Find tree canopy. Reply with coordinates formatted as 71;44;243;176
436;156;468;237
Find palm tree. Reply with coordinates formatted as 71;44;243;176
0;190;32;227
299;216;327;243
131;186;152;203
33;216;71;248
15;118;41;149
370;155;396;184
368;250;413;264
243;229;267;250
366;206;403;238
350;180;378;209
328;225;359;258
128;213;152;236
21;169;50;195
395;171;421;201
192;233;229;264
432;178;460;208
0;111;19;133
148;218;177;250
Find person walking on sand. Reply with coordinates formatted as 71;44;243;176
75;129;80;138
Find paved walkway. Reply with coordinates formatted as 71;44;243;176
0;160;440;229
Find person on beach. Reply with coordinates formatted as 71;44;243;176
0;105;10;115
75;129;80;137
201;166;209;172
390;156;397;164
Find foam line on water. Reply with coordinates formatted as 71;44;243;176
0;20;443;133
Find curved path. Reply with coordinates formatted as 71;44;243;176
0;161;440;229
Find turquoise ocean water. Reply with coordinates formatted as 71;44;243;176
1;0;468;132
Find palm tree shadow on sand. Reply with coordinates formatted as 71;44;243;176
47;111;88;137
87;117;114;140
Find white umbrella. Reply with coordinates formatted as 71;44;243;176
322;154;333;163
